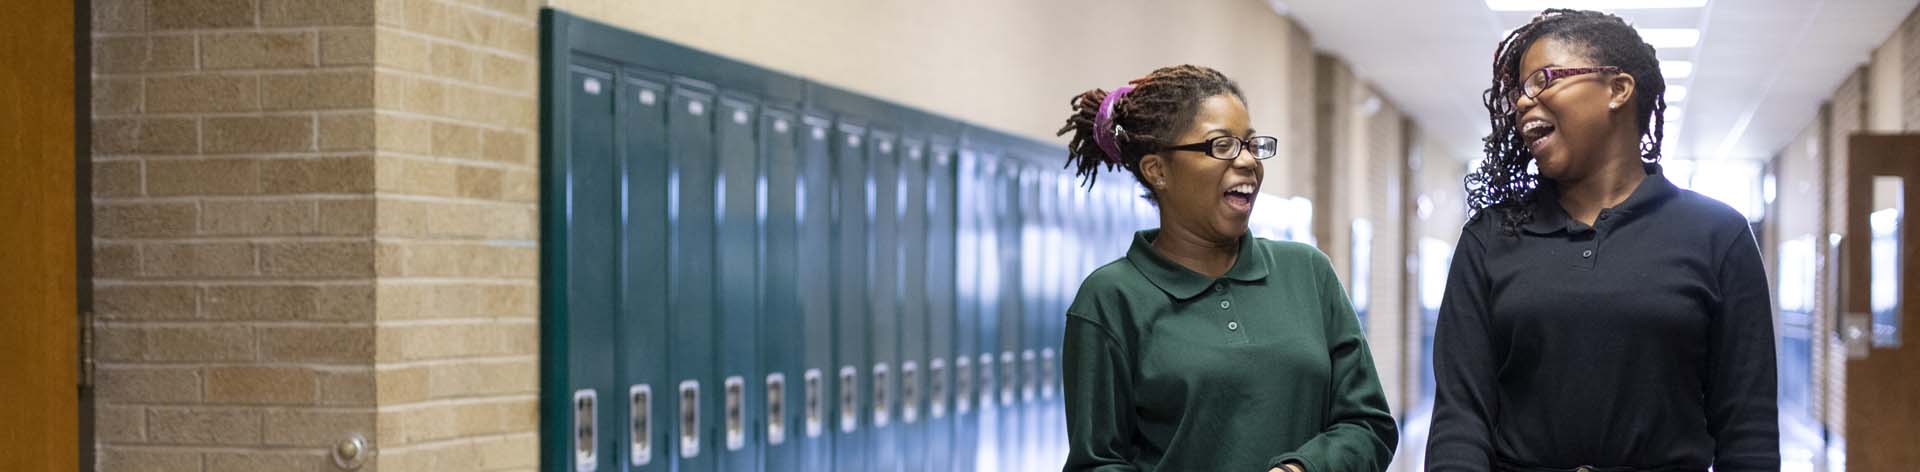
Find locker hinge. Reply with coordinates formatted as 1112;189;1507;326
79;310;95;389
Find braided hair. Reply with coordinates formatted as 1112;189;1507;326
1468;9;1669;234
1057;65;1245;203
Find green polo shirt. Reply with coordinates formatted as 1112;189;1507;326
1063;230;1396;472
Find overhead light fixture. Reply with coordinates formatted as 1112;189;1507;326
1486;0;1708;11
1666;85;1688;102
1638;28;1701;49
1660;60;1693;79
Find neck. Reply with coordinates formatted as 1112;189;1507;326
1555;137;1645;225
1150;218;1241;279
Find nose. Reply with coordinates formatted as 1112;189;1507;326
1229;143;1260;172
1513;90;1537;115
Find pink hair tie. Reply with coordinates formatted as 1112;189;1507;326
1092;85;1135;163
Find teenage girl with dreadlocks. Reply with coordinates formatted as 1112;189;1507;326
1058;65;1395;472
1427;9;1778;471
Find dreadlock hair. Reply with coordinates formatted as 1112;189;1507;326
1057;65;1245;204
1467;8;1669;235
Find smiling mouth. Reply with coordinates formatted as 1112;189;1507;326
1224;183;1256;213
1521;119;1557;152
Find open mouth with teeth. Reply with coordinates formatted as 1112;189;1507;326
1224;183;1257;213
1521;119;1557;153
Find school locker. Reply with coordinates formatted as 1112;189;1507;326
795;115;838;471
867;130;903;472
831;122;870;472
951;149;983;472
897;138;931;472
924;145;958;472
716;96;763;472
757;108;802;472
554;63;623;472
994;163;1024;472
616;73;672;472
668;85;720;472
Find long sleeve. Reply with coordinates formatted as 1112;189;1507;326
1705;225;1779;470
1269;251;1397;472
1425;230;1499;471
1062;314;1140;472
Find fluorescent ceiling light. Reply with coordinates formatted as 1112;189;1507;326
1486;0;1709;11
1667;85;1688;102
1638;28;1701;48
1661;60;1693;79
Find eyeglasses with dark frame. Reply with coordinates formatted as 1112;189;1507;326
1162;135;1280;161
1516;66;1622;102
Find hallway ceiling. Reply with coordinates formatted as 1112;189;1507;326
1276;0;1919;161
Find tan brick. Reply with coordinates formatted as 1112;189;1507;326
95;35;196;73
95;284;198;320
502;168;537;203
140;242;255;277
94;0;148;33
373;30;432;73
145;74;258;113
316;284;376;320
206;451;330;472
147;158;258;196
263;70;374;110
376;448;431;471
260;241;375;277
476;433;539;469
205;284;317;320
430;121;481;160
93;160;143;198
373;72;443;116
391;242;534;278
375;199;432;236
317;198;375;235
96;404;147;443
375;241;407;276
96;202;198;238
376;366;428;403
378;283;531;320
264;408;374;446
476;52;530;92
319;29;374;66
401;0;453;40
206;366;318;404
94;323;148;361
426;441;484;471
260;325;374;362
202;31;314;69
94;77;144;115
427;202;532;239
146;324;256;361
375;156;457;196
95;118;198;155
490;19;538;56
204;115;314;154
99;448;202;472
260;155;375;194
464;0;538;17
150;0;255;29
319;112;374;151
429;42;476;83
453;165;503;199
262;0;375;26
94;242;141;278
374;113;433;155
478;128;530;165
202;199;316;235
147;407;261;445
317;369;374;405
98;365;202;403
427;359;536;397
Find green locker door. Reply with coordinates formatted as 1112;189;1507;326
547;63;621;472
668;86;719;472
757;108;801;472
995;164;1024;472
830;122;869;472
923;144;957;472
1018;167;1043;467
795;115;836;471
975;158;1006;471
714;97;761;472
617;73;671;471
950;149;981;472
867;131;901;472
898;138;929;472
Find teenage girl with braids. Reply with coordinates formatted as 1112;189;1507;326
1427;10;1778;471
1059;65;1395;472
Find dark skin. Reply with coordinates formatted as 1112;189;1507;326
1137;94;1264;279
1514;37;1646;225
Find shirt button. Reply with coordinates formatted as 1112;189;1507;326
1219;300;1231;310
1213;284;1225;293
1575;467;1593;472
1581;249;1594;258
1599;212;1610;220
1227;321;1240;331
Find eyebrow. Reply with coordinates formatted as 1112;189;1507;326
1205;128;1255;138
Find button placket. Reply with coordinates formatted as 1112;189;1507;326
1216;283;1249;344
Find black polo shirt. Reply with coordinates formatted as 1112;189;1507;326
1426;164;1779;471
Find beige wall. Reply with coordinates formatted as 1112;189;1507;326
545;0;1321;197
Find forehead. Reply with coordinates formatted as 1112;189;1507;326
1519;36;1594;72
1187;94;1250;131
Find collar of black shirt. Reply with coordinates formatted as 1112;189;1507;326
1127;228;1271;300
1522;162;1677;236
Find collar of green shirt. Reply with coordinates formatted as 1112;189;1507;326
1522;162;1678;235
1126;228;1271;300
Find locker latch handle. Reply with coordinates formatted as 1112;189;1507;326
838;366;859;433
999;352;1017;406
573;389;597;471
872;363;891;428
901;361;920;424
630;385;652;466
955;357;973;415
766;373;787;445
679;380;701;458
804;369;824;438
725;376;746;451
1041;349;1057;400
1022;350;1038;403
929;359;948;419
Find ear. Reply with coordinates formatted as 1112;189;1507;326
1607;72;1637;111
1138;153;1168;189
